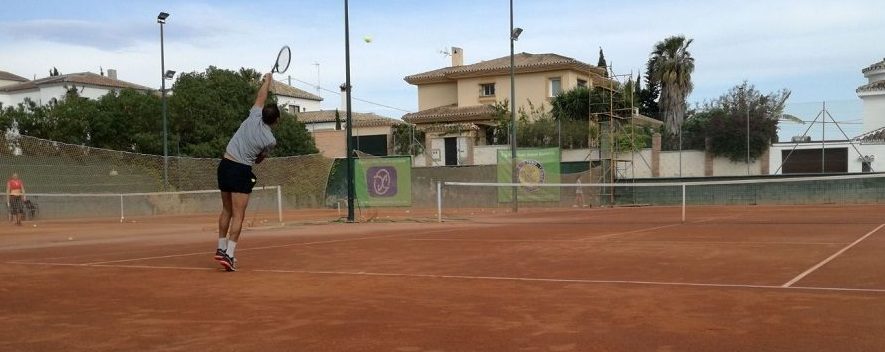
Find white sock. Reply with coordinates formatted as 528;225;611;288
226;241;237;257
218;238;228;250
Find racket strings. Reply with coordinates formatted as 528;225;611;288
275;47;291;73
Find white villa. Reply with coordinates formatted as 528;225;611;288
271;80;322;114
768;57;885;174
0;69;151;107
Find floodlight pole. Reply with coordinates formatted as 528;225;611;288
344;0;355;222
158;12;170;191
746;105;750;175
509;0;519;213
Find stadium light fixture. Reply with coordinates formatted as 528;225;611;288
159;11;171;190
511;27;523;41
164;70;176;79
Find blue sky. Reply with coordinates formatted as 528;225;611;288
1;0;883;140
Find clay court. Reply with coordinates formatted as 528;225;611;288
3;205;885;351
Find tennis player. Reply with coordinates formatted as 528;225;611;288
6;173;26;226
214;73;279;271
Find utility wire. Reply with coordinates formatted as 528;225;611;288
287;77;413;113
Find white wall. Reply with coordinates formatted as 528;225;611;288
425;136;471;166
473;145;509;165
1;84;119;107
861;94;885;133
0;89;41;106
769;141;885;174
278;95;321;113
614;149;654;178
658;150;705;178
305;122;338;132
714;157;762;176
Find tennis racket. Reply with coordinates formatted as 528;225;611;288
271;46;291;74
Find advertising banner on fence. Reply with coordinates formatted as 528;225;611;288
355;156;412;207
497;148;561;202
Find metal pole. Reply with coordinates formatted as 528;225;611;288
344;0;355;222
160;21;168;191
119;194;124;223
821;101;826;173
681;184;686;223
276;186;283;224
509;0;518;213
558;117;561;149
437;181;442;223
679;125;682;177
747;106;750;175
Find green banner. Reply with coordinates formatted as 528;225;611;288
497;148;561;202
355;156;412;207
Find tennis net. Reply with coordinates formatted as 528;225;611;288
22;186;282;223
436;173;885;224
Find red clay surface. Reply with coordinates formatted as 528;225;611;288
2;205;885;351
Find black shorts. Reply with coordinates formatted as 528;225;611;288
8;195;24;215
217;158;257;194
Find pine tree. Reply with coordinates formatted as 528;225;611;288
597;47;608;77
334;109;342;130
638;59;660;119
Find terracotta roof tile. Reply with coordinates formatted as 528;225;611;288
297;110;401;127
857;80;885;93
0;70;27;82
271;81;322;101
0;72;151;92
862;58;885;74
404;52;609;85
402;104;496;124
854;126;885;142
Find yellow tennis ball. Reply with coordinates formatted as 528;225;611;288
363;36;372;43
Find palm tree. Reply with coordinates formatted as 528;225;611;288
649;35;695;138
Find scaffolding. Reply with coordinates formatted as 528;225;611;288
588;63;655;206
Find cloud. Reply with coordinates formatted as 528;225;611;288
0;19;222;51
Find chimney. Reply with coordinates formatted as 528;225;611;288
451;47;463;67
339;83;348;111
107;69;117;80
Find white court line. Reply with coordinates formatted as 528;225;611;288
6;261;215;271
9;261;885;294
782;223;885;287
406;238;847;246
252;269;885;294
80;227;466;265
581;223;682;240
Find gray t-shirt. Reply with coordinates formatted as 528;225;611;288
225;107;276;166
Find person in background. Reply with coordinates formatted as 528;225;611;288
6;173;26;226
573;175;587;208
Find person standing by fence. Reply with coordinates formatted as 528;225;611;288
6;173;26;226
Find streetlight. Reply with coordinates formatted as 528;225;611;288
509;0;522;213
158;11;170;190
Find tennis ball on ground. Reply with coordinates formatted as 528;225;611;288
32;224;37;227
67;237;73;241
363;36;372;43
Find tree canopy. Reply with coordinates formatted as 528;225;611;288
649;35;695;142
683;81;790;161
0;66;318;158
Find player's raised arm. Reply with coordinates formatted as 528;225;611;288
253;72;273;109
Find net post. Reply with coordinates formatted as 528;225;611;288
681;183;686;223
437;181;442;223
119;194;125;223
276;186;283;224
